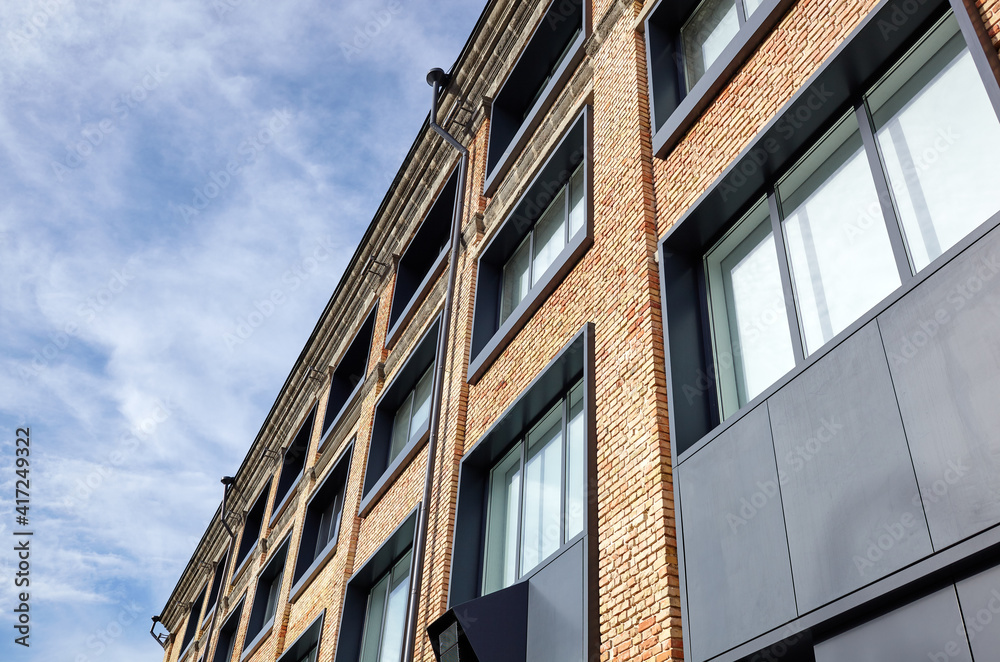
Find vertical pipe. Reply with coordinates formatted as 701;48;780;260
401;69;468;662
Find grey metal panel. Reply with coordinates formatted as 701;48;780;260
956;563;1000;661
814;586;972;662
768;322;933;613
526;540;584;662
679;404;797;661
878;228;1000;550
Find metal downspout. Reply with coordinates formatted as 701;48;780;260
199;476;239;662
401;67;468;662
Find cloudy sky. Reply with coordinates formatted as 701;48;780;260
0;1;485;659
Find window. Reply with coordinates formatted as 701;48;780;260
482;382;585;594
233;479;271;578
389;366;432;462
500;165;585;323
333;509;418;662
202;550;229;624
703;13;1000;420
660;4;1000;449
361;317;440;513
386;169;458;348
644;0;793;157
359;551;412;662
451;324;593;610
290;442;352;600
178;585;207;658
211;594;244;662
242;537;290;659
320;304;378;447
484;0;586;194
470;108;592;383
276;612;324;662
705;201;795;412
867;16;1000;271
272;408;316;522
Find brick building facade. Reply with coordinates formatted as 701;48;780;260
155;1;1000;661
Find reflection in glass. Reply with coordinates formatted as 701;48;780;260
869;15;1000;271
682;0;740;91
779;115;901;354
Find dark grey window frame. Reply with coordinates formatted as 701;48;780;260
385;168;458;350
289;440;353;602
469;106;593;384
319;303;378;451
276;610;325;662
644;0;797;159
210;592;245;662
659;0;1000;457
359;316;441;516
178;584;207;660
484;0;589;196
240;534;291;662
201;549;229;627
657;2;1000;660
332;507;418;662
450;323;597;657
231;478;272;582
271;407;317;526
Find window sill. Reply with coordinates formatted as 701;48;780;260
468;226;592;384
317;378;367;454
288;539;339;604
358;426;430;517
268;474;303;528
240;618;275;662
484;30;587;197
200;604;216;630
178;639;197;662
229;543;258;587
385;245;449;351
647;0;796;159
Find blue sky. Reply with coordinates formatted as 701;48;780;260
0;1;485;660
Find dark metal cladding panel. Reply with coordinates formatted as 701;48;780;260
768;322;933;613
878;228;1000;550
526;540;584;662
814;586;972;662
956;563;1000;661
679;404;797;661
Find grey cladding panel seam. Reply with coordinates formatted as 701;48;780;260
767;322;933;614
813;585;972;662
525;539;584;662
878;225;1000;550
956;562;1000;660
679;404;796;661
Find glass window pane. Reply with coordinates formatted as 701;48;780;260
264;573;282;624
484;445;522;594
359;575;389;662
682;0;740;92
743;0;764;17
521;403;563;576
708;202;796;413
378;553;411;662
408;366;434;443
565;383;585;542
869;15;1000;271
532;193;568;286
500;236;531;324
779;114;901;354
568;164;585;237
389;391;413;462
